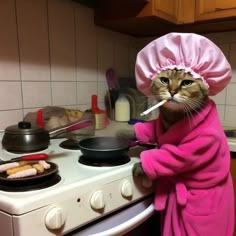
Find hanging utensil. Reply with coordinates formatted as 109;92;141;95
105;68;120;120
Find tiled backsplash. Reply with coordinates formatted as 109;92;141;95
204;32;236;126
0;0;235;130
0;0;137;129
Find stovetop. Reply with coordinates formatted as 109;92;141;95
0;137;141;215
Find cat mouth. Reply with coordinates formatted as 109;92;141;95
167;98;178;103
163;99;182;111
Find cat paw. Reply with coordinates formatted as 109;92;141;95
132;163;145;177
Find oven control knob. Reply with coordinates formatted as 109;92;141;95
45;207;65;230
142;176;152;189
121;180;133;198
90;190;105;210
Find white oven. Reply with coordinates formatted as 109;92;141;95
0;137;155;236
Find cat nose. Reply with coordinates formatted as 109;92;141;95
170;90;176;96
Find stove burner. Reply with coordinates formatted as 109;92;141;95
59;139;80;150
0;174;61;192
4;147;48;154
78;155;130;167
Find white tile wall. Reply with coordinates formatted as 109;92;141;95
0;0;235;130
48;0;76;82
22;81;51;108
0;0;137;129
208;32;236;126
0;82;22;110
0;1;20;82
17;0;51;82
51;82;77;106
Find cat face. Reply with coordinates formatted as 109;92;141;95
150;69;209;113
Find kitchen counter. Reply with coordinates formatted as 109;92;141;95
223;124;236;153
95;120;134;137
227;138;236;152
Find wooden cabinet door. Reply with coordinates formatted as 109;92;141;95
138;0;194;24
196;0;236;21
153;0;179;23
137;0;178;23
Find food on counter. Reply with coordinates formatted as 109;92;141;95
7;164;33;175
32;163;44;173
7;168;37;179
0;161;27;173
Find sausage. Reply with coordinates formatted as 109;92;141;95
0;161;28;173
7;168;37;179
6;164;32;175
32;163;44;173
39;160;51;169
0;162;20;173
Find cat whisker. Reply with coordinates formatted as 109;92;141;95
184;99;205;122
182;104;194;128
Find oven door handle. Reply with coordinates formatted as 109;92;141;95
89;203;155;236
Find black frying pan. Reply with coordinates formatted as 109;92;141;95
78;137;156;162
78;137;133;162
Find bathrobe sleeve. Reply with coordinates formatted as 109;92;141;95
134;120;157;144
140;129;225;180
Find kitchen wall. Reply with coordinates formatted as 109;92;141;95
0;0;235;130
0;0;137;130
206;32;236;126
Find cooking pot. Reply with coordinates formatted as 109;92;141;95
2;118;94;152
78;137;156;162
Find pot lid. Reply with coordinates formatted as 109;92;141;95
4;121;47;135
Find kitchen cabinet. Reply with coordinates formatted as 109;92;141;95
94;0;195;37
134;0;195;24
93;0;236;37
230;152;236;236
196;0;236;21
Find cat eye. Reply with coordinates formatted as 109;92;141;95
160;77;169;85
181;80;194;86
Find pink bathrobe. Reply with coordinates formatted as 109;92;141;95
134;99;234;236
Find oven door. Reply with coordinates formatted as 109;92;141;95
66;196;160;236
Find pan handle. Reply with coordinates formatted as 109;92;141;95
129;139;157;149
49;118;94;138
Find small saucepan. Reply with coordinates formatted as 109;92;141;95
2;119;94;153
78;136;156;162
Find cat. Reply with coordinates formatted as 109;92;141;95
131;32;233;236
117;69;209;176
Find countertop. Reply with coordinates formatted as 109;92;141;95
223;124;236;152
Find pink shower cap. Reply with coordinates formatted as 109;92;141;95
135;32;232;96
